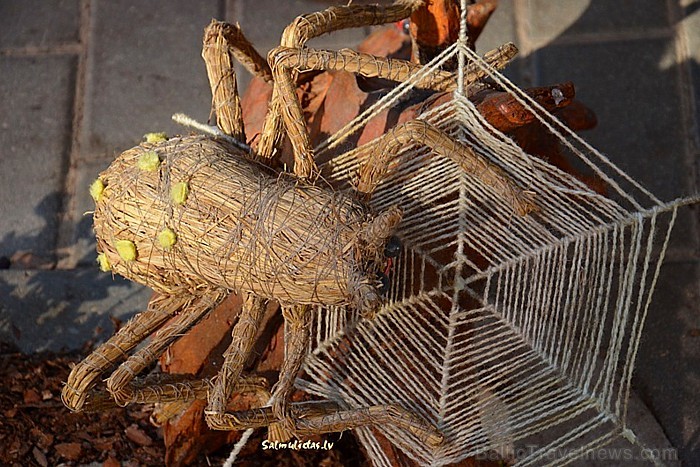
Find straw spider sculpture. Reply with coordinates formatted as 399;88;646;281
62;0;535;447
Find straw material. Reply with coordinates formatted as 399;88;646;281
93;135;390;312
270;42;517;94
202;21;246;141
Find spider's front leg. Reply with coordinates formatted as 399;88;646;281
268;304;312;442
222;401;445;447
270;41;518;96
258;298;445;447
356;119;538;216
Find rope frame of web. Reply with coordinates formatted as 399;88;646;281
294;1;699;466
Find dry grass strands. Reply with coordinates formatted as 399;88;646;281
92;136;387;313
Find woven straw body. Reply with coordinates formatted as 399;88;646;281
93;136;377;309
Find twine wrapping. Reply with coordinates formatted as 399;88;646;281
93;135;394;313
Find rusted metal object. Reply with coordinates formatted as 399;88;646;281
410;0;460;64
409;0;498;64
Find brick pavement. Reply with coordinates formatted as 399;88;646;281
0;0;697;464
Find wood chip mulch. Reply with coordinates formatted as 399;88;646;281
0;342;365;466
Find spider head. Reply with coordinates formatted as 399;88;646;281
350;207;403;319
377;235;402;293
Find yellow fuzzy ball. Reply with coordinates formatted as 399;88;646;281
89;178;105;202
137;151;161;171
158;227;177;250
115;239;137;261
171;182;189;205
144;132;168;143
96;253;111;272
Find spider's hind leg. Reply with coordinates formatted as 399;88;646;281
105;288;228;406
217;401;445;448
62;293;197;412
356;119;537;215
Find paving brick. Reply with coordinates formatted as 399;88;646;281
474;0;522;85
0;0;80;49
0;269;151;353
81;0;220;160
0;56;75;264
526;0;671;45
673;0;700;256
666;206;700;257
633;260;700;466
522;389;679;466
535;39;687;202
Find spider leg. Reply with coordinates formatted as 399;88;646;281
205;293;268;429
257;0;424;167
267;304;312;442
215;401;444;448
61;293;193;412
356;119;537;215
205;20;272;84
105;288;228;405
202;303;313;436
78;373;268;414
269;41;518;94
270;63;317;178
294;402;444;448
150;373;270;425
202;21;274;145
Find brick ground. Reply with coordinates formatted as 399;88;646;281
0;0;697;464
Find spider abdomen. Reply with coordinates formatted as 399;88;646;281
93;136;377;309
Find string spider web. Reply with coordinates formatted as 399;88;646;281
290;5;697;466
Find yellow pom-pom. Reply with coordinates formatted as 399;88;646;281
90;178;105;202
115;239;137;262
96;253;111;272
158;227;177;250
144;132;168;143
171;182;189;205
137;151;161;171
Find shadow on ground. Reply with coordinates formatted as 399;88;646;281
0;192;150;354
